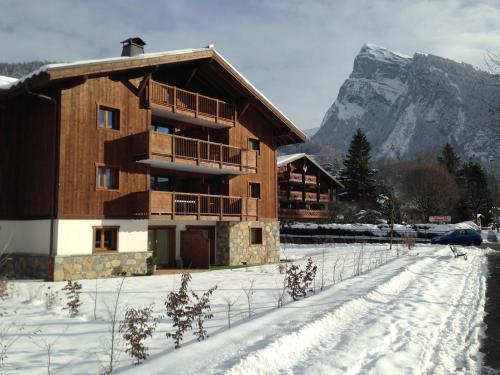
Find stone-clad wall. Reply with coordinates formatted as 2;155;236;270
216;221;280;265
0;254;51;279
53;251;150;281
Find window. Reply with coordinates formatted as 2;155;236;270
151;122;173;134
98;106;119;130
248;138;260;152
94;227;118;251
250;227;263;245
97;166;119;190
150;174;174;191
249;182;261;199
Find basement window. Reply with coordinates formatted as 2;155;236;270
94;227;118;252
250;227;263;245
98;106;120;130
97;166;119;190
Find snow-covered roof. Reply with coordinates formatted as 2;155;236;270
277;153;344;188
0;75;19;89
0;46;305;143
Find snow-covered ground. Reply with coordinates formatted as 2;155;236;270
0;243;491;374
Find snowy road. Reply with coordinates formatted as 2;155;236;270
121;246;487;375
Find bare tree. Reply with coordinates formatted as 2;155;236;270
402;163;459;221
223;294;240;328
242;279;255;319
100;277;126;374
93;278;99;320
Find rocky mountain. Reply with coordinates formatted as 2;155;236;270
313;44;500;166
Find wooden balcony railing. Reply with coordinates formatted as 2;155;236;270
278;172;317;185
148;81;237;126
147;191;258;220
279;190;330;203
134;131;257;173
279;208;331;220
319;193;330;202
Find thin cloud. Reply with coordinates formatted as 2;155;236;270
2;0;500;129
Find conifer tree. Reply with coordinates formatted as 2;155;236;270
457;161;492;223
340;129;376;203
437;143;461;176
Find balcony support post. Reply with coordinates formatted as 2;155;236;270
197;195;200;220
195;92;199;118
219;196;223;220
172;193;176;220
173;87;177;113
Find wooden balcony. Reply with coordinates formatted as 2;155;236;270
279;208;331;220
134;131;257;175
279;190;330;203
278;172;317;185
147;81;237;128
134;191;258;221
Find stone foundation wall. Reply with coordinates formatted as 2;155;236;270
0;253;51;279
216;221;280;265
53;251;150;281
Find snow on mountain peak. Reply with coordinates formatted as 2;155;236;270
360;43;412;62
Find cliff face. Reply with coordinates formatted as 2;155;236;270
313;44;500;165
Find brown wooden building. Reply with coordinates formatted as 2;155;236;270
0;38;305;280
277;153;343;222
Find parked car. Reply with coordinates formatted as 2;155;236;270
431;229;482;246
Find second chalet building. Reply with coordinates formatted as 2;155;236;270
0;38;305;280
277;153;343;222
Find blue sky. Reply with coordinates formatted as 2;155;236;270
2;0;500;130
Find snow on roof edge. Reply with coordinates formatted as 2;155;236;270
0;47;211;91
212;50;305;141
277;153;344;188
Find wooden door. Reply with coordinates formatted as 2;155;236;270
180;230;210;269
186;226;216;265
148;227;175;268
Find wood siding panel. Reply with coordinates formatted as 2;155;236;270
0;94;56;219
228;109;277;220
58;76;149;218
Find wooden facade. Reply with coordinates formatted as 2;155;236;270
0;47;305;224
277;153;343;222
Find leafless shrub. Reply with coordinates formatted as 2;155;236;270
332;257;340;285
278;263;286;274
120;304;158;365
190;285;217;341
223;294;240;328
93;278;99;320
0;318;29;370
62;280;82;317
165;273;192;349
0;277;8;301
242;279;255;319
44;286;60;310
286;258;317;301
319;248;326;291
339;256;346;282
30;329;66;375
276;271;288;308
404;235;417;251
165;273;217;348
100;277;126;374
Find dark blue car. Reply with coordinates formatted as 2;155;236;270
431;228;482;246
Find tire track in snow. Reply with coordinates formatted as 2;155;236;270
418;250;485;374
224;255;436;375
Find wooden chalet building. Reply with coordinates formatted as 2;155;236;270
277;153;343;222
0;38;305;280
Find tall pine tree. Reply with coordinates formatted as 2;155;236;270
457;161;492;223
437;143;461;176
340;129;376;204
